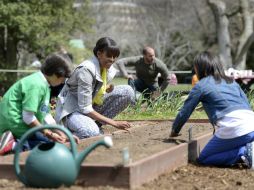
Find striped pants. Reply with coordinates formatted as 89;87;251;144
64;85;135;139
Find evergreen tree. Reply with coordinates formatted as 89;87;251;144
0;0;92;69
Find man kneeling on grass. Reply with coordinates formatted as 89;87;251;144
115;46;177;100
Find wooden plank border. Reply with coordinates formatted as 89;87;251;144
0;120;212;189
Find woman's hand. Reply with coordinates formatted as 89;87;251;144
112;121;131;132
43;129;66;143
87;111;131;132
53;129;80;144
49;132;67;144
54;129;67;139
106;84;114;93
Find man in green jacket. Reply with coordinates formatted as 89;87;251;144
115;46;177;99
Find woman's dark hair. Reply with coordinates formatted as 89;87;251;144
193;51;233;83
93;37;120;58
41;53;71;78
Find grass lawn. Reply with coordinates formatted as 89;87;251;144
112;77;208;120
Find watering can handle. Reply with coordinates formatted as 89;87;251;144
14;125;78;185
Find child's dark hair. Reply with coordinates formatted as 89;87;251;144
93;37;120;58
193;51;233;83
41;53;71;78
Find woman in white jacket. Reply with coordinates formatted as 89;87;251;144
56;37;135;138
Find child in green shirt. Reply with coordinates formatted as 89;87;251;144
0;53;76;155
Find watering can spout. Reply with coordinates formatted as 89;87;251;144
75;136;113;167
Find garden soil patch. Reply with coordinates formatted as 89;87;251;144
1;120;254;189
78;120;213;165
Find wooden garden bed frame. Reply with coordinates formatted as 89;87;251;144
0;119;212;189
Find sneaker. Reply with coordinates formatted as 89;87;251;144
240;155;251;168
245;141;254;169
0;131;15;155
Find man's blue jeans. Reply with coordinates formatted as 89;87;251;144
128;78;157;99
197;131;254;166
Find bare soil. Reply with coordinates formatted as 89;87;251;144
79;120;213;165
1;120;254;189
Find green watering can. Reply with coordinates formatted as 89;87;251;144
14;125;113;188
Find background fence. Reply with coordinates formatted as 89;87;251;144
0;69;193;96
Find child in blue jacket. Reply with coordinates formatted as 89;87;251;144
170;51;254;169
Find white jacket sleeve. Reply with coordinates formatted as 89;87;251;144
22;110;36;125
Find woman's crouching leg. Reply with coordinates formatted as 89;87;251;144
64;112;101;139
95;85;135;119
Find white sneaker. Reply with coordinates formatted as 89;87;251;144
0;131;16;155
241;155;250;168
246;141;254;169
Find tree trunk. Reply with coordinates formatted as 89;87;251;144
1;28;19;92
6;29;18;69
208;0;232;68
0;27;6;67
234;0;254;69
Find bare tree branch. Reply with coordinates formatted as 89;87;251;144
235;32;254;65
189;0;209;34
234;0;253;69
208;0;232;68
